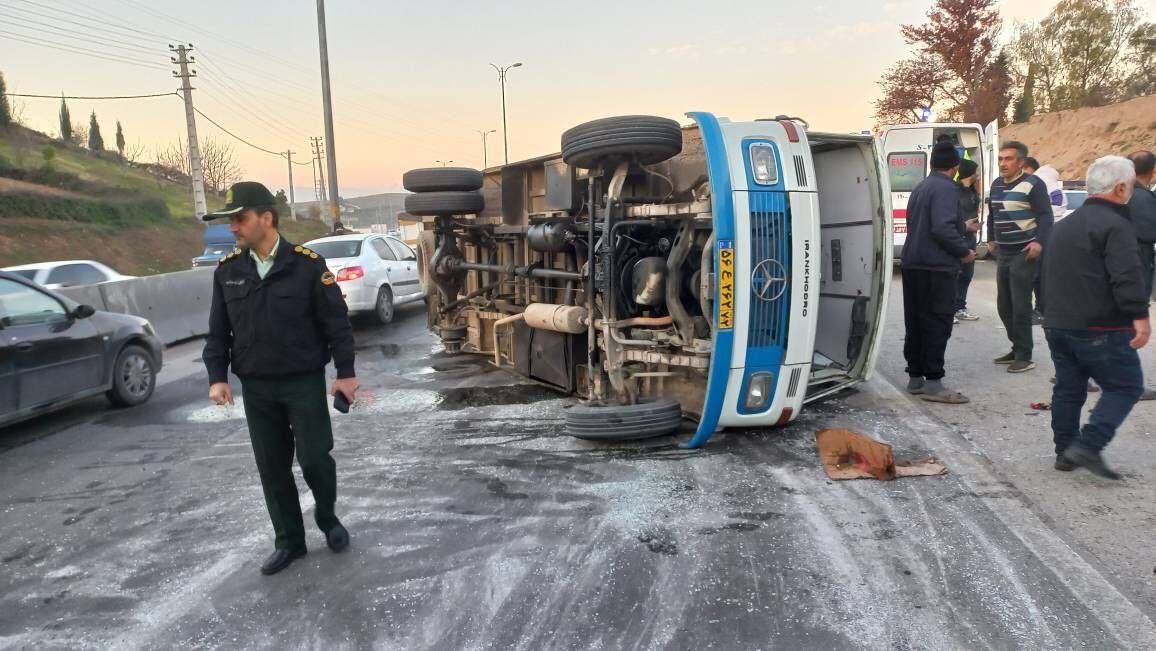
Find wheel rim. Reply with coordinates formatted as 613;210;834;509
120;353;152;397
379;292;394;321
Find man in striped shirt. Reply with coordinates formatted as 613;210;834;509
986;141;1055;373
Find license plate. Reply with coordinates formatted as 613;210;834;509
717;239;735;330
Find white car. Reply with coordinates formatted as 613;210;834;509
2;260;135;289
303;234;425;324
1061;189;1088;219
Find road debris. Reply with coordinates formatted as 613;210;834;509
815;428;947;481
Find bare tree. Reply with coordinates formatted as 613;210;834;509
124;139;146;164
201;137;242;192
154;137;242;192
155;140;190;176
70;121;88;148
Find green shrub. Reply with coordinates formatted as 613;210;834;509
0;192;170;226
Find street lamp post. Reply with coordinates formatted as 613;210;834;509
489;62;522;165
476;129;496;169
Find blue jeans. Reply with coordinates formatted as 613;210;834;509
1046;329;1144;454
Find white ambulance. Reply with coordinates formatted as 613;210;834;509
881;121;1000;259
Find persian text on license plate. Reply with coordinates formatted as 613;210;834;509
718;239;735;330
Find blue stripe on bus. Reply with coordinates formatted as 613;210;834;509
682;111;736;450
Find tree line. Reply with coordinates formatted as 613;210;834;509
0;69;242;194
875;0;1154;126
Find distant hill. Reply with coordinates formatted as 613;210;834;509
0;125;328;274
1002;95;1156;181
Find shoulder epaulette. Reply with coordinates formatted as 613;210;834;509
218;248;243;265
294;245;321;261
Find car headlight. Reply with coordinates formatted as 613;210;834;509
749;143;779;186
744;371;776;411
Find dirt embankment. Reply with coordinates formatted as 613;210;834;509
1002;95;1156;180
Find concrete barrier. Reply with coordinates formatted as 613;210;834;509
58;268;214;345
56;284;108;311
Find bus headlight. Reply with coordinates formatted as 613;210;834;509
749;143;779;186
744;372;776;411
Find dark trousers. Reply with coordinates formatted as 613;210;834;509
954;261;975;312
240;370;339;550
902;268;956;380
996;254;1038;361
1047;329;1143;455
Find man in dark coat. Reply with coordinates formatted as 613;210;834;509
900;141;976;403
1044;156;1150;479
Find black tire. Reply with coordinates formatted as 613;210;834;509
375;285;395;325
565;398;683;441
403;167;484;193
404;191;484;217
561;115;683;170
106;344;156;408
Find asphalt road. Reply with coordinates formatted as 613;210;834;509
1;295;1154;649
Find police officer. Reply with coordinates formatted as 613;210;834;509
202;181;358;576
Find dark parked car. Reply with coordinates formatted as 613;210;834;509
0;271;163;428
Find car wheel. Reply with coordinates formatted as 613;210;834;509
564;398;683;441
403;167;484;193
107;344;156;407
375;285;395;325
404;191;485;217
561;115;683;170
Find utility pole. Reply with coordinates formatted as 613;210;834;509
476;129;496;169
284;150;297;221
315;0;341;225
311;136;327;212
170;44;208;219
490;62;522;165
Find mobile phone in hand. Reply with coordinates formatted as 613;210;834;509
333;391;351;414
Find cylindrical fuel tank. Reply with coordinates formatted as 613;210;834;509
523;303;589;334
527;219;575;253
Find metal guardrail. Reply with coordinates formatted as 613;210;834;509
58;268;214;345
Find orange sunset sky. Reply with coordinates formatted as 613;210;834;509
2;0;1153;201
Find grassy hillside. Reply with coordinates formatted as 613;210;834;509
1002;95;1156;180
0;125;330;275
0;125;204;219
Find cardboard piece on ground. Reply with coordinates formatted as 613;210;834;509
815;428;947;481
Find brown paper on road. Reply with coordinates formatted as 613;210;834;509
815;428;947;481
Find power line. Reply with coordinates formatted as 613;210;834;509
0;29;169;70
194;107;288;158
7;0;180;43
4;92;178;100
0;8;168;57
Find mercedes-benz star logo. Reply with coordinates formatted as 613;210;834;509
751;258;788;302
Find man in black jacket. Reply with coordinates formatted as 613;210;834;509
203;182;358;574
900;141;976;403
1044;156;1150;479
1127;150;1156;297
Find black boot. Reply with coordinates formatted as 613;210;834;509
260;547;307;575
1062;445;1122;480
325;522;350;552
1054;455;1076;471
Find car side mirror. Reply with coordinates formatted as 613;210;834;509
73;304;96;319
406;254;417;261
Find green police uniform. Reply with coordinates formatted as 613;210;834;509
202;182;355;553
